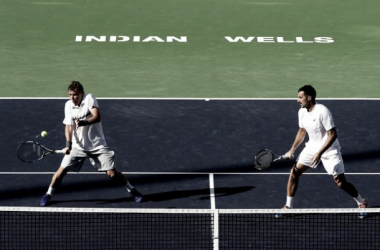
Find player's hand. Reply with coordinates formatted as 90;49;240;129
310;153;322;168
284;151;295;159
75;119;88;128
62;147;71;155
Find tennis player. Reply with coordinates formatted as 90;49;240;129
278;85;367;215
40;81;143;206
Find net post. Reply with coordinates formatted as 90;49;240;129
213;209;219;250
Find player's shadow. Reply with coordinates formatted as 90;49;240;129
133;186;255;202
342;150;380;161
203;161;295;173
49;186;254;205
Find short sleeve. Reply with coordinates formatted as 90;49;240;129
87;94;99;109
321;106;335;131
63;101;74;125
298;108;304;128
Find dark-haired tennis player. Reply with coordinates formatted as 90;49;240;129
277;85;367;217
40;81;143;206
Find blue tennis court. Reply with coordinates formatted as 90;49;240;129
1;99;379;209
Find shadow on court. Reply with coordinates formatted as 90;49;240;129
49;186;254;206
144;186;255;202
342;150;380;162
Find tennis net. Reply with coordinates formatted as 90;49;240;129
0;207;379;250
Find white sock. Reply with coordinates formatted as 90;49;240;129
46;187;55;196
286;196;294;208
353;194;365;205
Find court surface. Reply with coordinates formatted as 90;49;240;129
1;98;379;209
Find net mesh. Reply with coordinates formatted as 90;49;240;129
0;207;379;250
0;208;213;250
219;209;380;250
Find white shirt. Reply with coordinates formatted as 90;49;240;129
63;93;107;151
298;103;340;152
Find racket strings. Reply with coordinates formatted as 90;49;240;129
18;143;44;162
255;151;273;169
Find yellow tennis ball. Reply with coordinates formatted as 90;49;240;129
41;131;48;137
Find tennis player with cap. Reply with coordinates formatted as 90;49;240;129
278;85;367;217
40;81;143;206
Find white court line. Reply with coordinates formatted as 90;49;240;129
209;174;216;209
0;172;379;175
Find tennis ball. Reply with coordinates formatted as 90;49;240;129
41;131;48;137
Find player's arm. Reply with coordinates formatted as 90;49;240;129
63;124;74;154
285;128;307;159
311;127;337;166
76;106;101;127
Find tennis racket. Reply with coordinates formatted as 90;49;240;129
254;149;289;170
17;141;64;163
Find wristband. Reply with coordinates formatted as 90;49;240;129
66;141;72;149
78;120;89;126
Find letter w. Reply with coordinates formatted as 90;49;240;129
225;36;255;42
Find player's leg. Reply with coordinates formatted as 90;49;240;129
92;148;143;203
284;146;319;209
275;162;308;218
40;167;70;206
286;163;309;208
277;147;314;216
50;167;70;189
333;174;358;197
322;150;367;218
40;149;86;206
321;150;367;207
106;169;143;203
333;173;368;219
333;174;367;206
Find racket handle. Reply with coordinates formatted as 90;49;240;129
280;155;290;160
54;150;64;154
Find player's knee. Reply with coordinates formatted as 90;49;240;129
335;180;343;188
290;165;302;179
106;170;116;178
55;167;68;177
334;176;346;188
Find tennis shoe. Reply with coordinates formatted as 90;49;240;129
275;206;291;219
40;194;52;207
130;188;144;203
358;199;368;219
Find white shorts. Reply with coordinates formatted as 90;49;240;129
61;147;115;172
297;148;345;175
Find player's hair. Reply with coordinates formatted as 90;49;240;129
68;81;84;93
298;85;316;101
